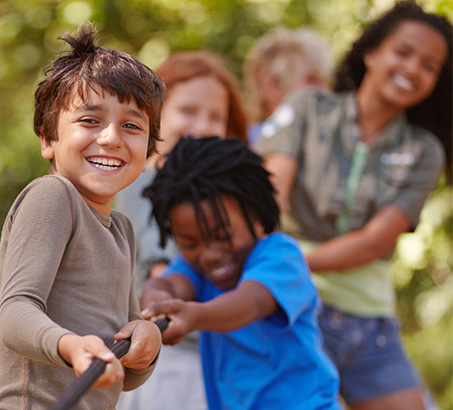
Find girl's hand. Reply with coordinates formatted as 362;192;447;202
58;334;123;389
114;320;161;369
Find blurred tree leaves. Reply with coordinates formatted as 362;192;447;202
0;0;333;226
0;0;451;407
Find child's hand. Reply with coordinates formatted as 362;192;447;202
114;320;161;369
58;333;124;389
141;287;173;319
145;298;201;345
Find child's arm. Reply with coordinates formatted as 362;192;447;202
58;334;124;389
113;320;161;370
145;280;278;345
306;204;411;272
57;320;161;389
58;309;160;392
141;274;196;314
116;258;165;392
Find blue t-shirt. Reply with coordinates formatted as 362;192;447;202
165;232;341;410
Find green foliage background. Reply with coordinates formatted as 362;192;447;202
0;0;451;407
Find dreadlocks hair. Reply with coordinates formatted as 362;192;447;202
334;1;452;183
143;136;280;248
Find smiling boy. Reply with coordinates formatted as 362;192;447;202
0;24;165;409
141;137;342;410
41;90;151;215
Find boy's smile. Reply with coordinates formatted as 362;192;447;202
40;87;150;216
169;195;264;290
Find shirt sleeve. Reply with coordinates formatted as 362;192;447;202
123;360;158;391
387;129;445;228
254;89;315;159
240;233;318;327
0;177;75;367
164;253;203;299
113;212;159;390
115;173;179;283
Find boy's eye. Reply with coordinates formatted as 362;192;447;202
179;242;197;250
174;236;198;250
212;228;231;243
124;123;141;130
79;117;98;124
214;234;230;242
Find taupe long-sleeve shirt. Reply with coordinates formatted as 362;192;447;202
0;175;154;409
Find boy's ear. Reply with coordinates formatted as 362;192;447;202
40;136;55;160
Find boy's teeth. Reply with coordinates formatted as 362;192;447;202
212;265;229;277
89;157;122;169
94;164;117;171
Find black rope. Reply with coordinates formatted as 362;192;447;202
49;317;170;410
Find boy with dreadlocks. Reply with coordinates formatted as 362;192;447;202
141;136;341;410
0;24;164;409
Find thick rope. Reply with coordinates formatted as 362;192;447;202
49;317;170;410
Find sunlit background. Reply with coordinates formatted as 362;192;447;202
0;0;451;408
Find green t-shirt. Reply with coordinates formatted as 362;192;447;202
299;240;394;317
257;89;445;317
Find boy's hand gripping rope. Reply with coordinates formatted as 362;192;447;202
49;317;170;410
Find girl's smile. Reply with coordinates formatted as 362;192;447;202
362;21;447;111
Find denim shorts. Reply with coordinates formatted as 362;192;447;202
318;305;422;405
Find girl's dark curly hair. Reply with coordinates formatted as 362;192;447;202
143;136;280;248
334;1;452;183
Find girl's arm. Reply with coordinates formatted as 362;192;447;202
263;152;412;272
307;204;411;272
263;153;298;211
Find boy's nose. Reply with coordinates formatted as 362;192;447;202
97;123;123;147
199;244;223;268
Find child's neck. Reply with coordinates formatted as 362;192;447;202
356;83;404;144
146;154;161;169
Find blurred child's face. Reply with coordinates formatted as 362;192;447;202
362;21;447;111
169;195;264;290
157;76;229;157
261;57;326;117
40;87;149;216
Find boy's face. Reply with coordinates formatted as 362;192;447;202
40;87;149;216
169;195;264;290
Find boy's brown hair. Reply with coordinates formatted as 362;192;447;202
34;23;165;158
